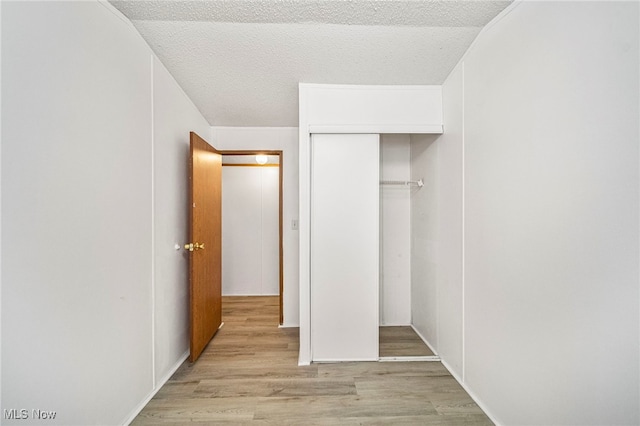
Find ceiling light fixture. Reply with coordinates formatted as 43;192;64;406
255;154;268;165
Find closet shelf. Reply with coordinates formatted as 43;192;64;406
380;179;424;188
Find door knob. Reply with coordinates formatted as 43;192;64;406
184;242;205;252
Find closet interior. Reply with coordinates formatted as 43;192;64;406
379;133;438;360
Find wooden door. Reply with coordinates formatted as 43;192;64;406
189;132;222;362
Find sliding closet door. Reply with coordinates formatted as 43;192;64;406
311;133;379;361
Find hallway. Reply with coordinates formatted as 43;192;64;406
132;296;492;425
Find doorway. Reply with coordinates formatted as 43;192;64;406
220;151;284;324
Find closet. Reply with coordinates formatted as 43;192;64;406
309;132;435;361
299;83;443;364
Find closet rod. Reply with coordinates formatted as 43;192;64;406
380;179;424;188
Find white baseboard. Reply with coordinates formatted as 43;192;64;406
278;323;299;328
405;326;501;424
439;358;502;426
122;350;189;425
410;324;439;356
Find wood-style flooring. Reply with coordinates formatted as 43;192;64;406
132;296;493;425
379;326;435;357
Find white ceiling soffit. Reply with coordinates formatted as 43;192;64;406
110;1;511;127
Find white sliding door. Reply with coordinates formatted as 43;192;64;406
311;133;379;361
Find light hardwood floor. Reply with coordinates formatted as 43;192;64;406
132;296;493;425
379;326;435;357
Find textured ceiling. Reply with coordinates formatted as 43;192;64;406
110;1;511;126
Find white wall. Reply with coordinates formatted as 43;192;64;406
433;63;464;374
410;65;465;372
380;135;412;325
303;84;443;133
152;58;211;387
1;2;211;424
211;127;299;326
222;166;280;295
412;1;639;425
409;134;440;346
